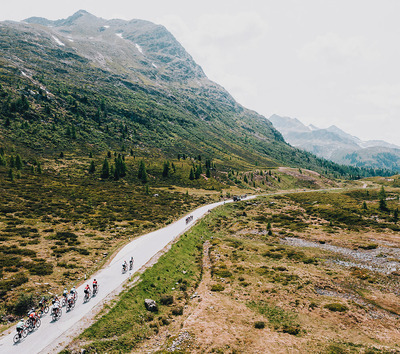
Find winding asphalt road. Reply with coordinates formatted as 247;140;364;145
0;197;250;354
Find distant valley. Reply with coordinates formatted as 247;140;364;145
269;114;400;171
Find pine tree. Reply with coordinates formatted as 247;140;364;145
195;165;202;179
206;167;211;178
162;161;170;177
393;208;399;223
379;198;388;212
8;168;14;181
138;160;148;183
107;151;112;158
37;163;42;174
89;152;93;158
362;201;367;210
244;174;248;183
89;161;96;174
101;159;110;179
72;125;77;139
189;168;195;180
145;184;150;195
9;155;15;168
114;155;127;180
171;162;176;173
15;155;22;170
59;151;64;158
379;186;386;200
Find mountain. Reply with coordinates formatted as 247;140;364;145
269;114;400;171
0;11;392;177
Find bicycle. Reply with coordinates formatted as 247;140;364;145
92;284;99;296
66;298;75;312
26;317;41;332
13;328;27;344
37;304;49;317
83;289;92;303
51;306;62;321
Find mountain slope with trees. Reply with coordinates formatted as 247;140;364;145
0;11;393;178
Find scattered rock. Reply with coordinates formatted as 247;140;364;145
167;331;191;352
144;299;158;312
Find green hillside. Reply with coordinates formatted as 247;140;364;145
0;11;392;177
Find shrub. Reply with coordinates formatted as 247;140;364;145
281;324;300;335
211;284;224;292
171;306;183;316
358;244;378;250
324;303;348;312
160;294;174;305
12;293;35;316
23;259;53;275
213;269;232;278
254;321;265;329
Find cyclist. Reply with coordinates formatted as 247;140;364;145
52;295;60;305
38;296;46;307
84;284;91;297
52;298;61;313
67;293;75;309
70;286;77;300
16;319;25;337
93;279;98;292
129;256;134;270
122;261;128;272
28;308;38;326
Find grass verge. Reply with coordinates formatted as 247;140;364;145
64;215;213;352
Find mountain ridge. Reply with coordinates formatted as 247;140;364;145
269;114;400;171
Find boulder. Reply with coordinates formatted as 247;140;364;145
144;299;158;312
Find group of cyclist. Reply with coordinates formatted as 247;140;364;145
83;279;98;301
14;280;99;343
122;256;134;273
185;215;193;224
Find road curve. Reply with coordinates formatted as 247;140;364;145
0;197;253;354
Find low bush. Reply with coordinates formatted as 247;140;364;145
324;303;348;312
11;293;35;316
211;284;225;292
171;306;183;316
160;294;174;305
254;321;265;329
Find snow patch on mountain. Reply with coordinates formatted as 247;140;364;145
116;33;123;39
51;35;65;46
135;43;143;54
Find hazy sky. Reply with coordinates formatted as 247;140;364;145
2;1;400;145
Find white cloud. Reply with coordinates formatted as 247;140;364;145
298;32;379;65
356;84;400;109
196;12;268;45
